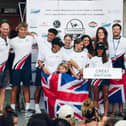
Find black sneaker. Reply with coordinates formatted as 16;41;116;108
117;112;125;117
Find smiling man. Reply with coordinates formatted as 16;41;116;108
0;22;10;111
109;23;126;117
9;22;35;117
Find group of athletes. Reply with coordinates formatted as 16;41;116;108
0;22;126;119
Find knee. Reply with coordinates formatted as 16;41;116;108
103;93;108;101
0;88;5;94
94;95;99;101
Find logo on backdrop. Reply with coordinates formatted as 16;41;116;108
101;23;111;28
39;22;48;27
113;20;121;24
65;19;85;39
53;20;61;28
31;9;40;14
88;21;97;28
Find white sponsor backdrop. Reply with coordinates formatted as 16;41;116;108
27;0;123;40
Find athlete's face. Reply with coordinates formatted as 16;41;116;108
47;32;56;42
112;26;121;38
75;41;84;51
0;23;10;38
18;27;27;38
97;49;104;56
82;37;90;47
64;36;72;47
58;65;67;73
98;29;105;40
52;44;61;53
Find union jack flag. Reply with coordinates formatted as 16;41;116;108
41;70;126;119
98;70;126;104
41;71;89;119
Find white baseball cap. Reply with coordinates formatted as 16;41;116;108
58;105;74;119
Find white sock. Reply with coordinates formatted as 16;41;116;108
35;104;41;113
11;104;15;110
25;103;30;111
35;104;40;109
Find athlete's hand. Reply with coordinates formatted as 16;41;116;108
87;53;93;58
78;68;83;75
74;74;81;80
43;67;50;75
124;55;126;61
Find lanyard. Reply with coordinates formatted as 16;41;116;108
112;38;121;56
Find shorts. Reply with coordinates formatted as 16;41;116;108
35;67;42;86
7;52;15;84
0;70;9;88
11;69;32;86
91;79;109;87
112;55;125;69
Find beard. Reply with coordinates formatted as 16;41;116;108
113;33;120;38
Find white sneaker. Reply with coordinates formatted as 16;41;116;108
35;108;41;113
35;104;41;113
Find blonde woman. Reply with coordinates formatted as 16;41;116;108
79;99;102;126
